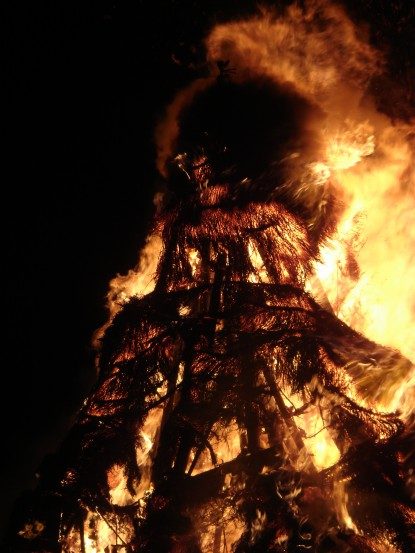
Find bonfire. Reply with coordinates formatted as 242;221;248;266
7;2;414;552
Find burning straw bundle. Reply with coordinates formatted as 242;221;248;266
8;67;414;553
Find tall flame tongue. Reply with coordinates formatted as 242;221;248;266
73;2;414;551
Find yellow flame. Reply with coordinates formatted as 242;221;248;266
92;233;162;351
86;2;414;547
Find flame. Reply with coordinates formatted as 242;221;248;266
202;0;414;536
65;406;165;550
197;506;244;553
333;480;359;533
279;387;340;471
107;464;134;506
76;2;414;549
248;239;269;283
107;233;162;311
92;233;162;350
18;521;45;540
316;126;415;363
296;403;340;470
188;247;202;277
65;510;133;553
326;120;376;171
135;405;164;497
205;4;414;385
186;418;241;476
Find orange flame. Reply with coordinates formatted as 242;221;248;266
204;1;414;416
83;2;414;547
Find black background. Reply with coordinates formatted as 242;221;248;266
3;0;414;537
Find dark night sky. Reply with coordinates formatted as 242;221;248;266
3;0;414;537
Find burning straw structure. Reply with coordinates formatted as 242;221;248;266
7;3;415;552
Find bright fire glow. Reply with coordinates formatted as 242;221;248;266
75;2;414;549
